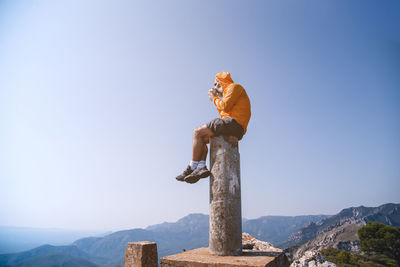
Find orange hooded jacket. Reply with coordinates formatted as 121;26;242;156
213;72;251;134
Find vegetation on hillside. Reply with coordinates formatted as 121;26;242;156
319;222;400;267
321;247;397;267
358;221;400;265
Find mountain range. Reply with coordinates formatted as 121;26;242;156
0;203;398;267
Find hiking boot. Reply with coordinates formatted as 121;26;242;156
176;165;193;182
184;167;211;184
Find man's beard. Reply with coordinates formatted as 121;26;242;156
216;87;223;96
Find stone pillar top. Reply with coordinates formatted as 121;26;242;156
126;241;155;245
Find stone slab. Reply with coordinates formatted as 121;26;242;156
160;247;290;267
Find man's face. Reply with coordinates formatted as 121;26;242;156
213;78;223;94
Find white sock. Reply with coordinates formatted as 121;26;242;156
190;160;199;170
197;160;206;169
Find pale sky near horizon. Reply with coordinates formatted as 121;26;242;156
1;0;399;231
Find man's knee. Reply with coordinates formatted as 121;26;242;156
193;124;212;138
193;126;203;138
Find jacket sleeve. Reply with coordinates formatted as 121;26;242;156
213;84;243;112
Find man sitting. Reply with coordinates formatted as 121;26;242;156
176;71;251;184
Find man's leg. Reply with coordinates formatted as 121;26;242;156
183;125;214;184
200;143;208;161
192;124;213;161
176;124;213;182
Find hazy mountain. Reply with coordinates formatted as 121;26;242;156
73;214;209;266
0;244;96;266
0;226;105;254
11;253;97;267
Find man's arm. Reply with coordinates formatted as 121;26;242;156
213;84;243;112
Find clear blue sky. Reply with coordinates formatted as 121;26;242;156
1;0;399;231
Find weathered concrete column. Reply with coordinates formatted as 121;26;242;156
209;136;242;256
123;241;158;267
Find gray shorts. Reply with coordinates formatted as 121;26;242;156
206;117;244;140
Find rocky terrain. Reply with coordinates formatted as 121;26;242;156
283;203;400;250
290;251;336;267
285;203;400;266
293;224;362;259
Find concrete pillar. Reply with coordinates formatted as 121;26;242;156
123;241;158;267
209;136;242;256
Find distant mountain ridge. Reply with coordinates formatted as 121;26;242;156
243;215;329;246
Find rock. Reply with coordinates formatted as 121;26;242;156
242;233;283;253
290;250;336;267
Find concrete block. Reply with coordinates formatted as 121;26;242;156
123;241;158;267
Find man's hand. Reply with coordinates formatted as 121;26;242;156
208;89;217;101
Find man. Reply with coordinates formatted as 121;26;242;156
176;71;251;184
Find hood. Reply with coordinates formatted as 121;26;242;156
215;71;234;90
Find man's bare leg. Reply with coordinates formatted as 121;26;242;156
192;124;214;161
176;125;213;183
200;143;208;161
181;125;214;184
